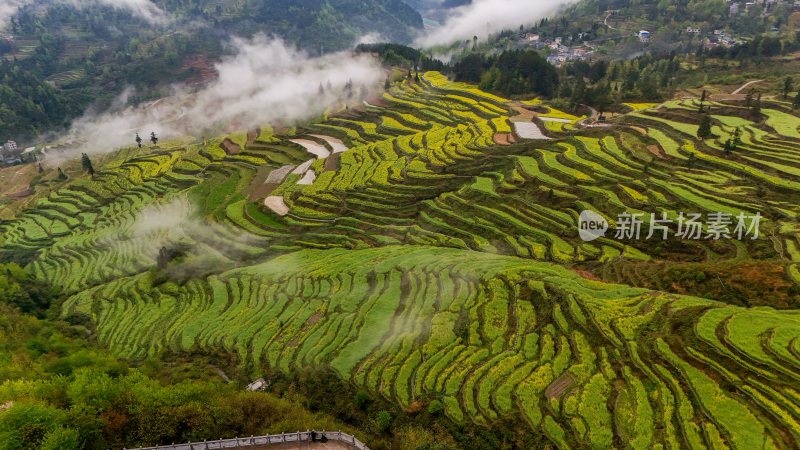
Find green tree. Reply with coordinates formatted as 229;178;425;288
697;114;712;139
81;153;95;177
354;390;370;410
751;92;762;115
698;90;707;113
783;77;794;99
794;91;800;109
0;402;66;449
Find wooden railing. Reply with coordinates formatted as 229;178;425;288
126;430;369;450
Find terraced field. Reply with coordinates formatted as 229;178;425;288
3;72;800;449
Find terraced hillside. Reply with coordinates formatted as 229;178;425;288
3;72;800;449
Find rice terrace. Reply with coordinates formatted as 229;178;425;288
3;0;800;449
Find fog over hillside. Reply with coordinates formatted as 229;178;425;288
59;34;383;158
415;0;575;47
0;0;169;29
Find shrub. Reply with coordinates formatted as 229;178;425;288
354;390;370;410
373;410;392;433
427;399;444;416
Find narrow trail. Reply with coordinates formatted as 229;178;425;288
604;12;617;31
732;79;764;95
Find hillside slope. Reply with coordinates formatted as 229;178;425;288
3;73;800;448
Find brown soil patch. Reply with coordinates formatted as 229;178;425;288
573;269;600;281
220;138;241;155
647;144;666;159
509;103;536;120
0;164;36;198
288;312;323;347
7;186;33;199
709;94;746;102
247;129;259;146
365;95;389;108
602;259;797;309
251;182;280;201
325;153;341;172
493;133;513;145
545;373;576;400
246;166;272;201
181;55;217;85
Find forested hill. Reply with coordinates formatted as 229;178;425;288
0;0;423;142
247;0;423;51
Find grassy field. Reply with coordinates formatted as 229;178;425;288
3;73;800;449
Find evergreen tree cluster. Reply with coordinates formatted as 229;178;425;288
453;50;559;98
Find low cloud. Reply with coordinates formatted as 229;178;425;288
133;196;194;239
61;34;384;157
0;1;24;29
1;0;169;30
415;0;576;48
355;32;387;46
129;196;263;274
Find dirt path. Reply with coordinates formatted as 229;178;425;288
604;12;618;30
578;104;599;127
732;79;764;95
509;104;536;120
539;117;572;123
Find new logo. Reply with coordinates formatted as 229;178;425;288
579;210;608;242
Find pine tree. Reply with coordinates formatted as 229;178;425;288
150;132;158;145
697;114;712;139
794;91;800;110
724;128;742;155
745;90;753;107
37;164;43;174
733;127;742;148
752;93;762;115
783;77;793;99
57;168;67;181
135;133;142;148
698;90;707;113
81;153;95;176
384;77;390;90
